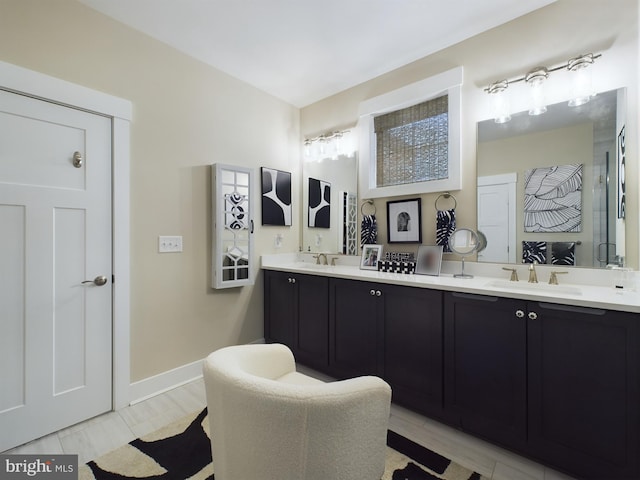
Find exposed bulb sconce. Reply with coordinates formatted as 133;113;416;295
303;128;356;162
567;54;595;107
525;67;548;116
487;80;511;124
485;53;600;123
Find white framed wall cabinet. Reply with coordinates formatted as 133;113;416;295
211;163;254;289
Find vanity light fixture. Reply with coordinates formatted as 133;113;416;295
567;53;596;107
303;128;355;162
487;80;511;124
485;53;600;123
525;67;549;116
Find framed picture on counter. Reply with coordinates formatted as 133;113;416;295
415;245;443;276
360;244;383;270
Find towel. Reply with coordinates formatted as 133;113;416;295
551;242;576;266
522;241;547;264
436;209;456;253
361;214;378;246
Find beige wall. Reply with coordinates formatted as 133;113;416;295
0;0;301;382
301;0;639;266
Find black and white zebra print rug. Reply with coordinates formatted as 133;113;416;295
79;408;484;480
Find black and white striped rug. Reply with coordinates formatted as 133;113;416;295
80;408;483;480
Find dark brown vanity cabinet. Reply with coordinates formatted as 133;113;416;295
329;278;443;416
264;271;640;479
263;270;329;372
527;302;640;479
444;291;640;479
443;292;527;449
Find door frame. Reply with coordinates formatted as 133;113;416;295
477;173;517;264
0;60;132;410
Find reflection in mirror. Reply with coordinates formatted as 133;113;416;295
477;88;626;268
302;154;358;253
449;228;480;278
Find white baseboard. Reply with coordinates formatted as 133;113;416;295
127;338;265;405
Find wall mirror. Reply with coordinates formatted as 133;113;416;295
477;88;626;268
302;154;358;254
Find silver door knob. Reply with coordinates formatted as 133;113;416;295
82;275;108;286
515;310;525;318
370;289;376;296
528;311;538;320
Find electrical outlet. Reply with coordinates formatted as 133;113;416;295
159;235;183;253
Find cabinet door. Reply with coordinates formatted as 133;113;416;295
329;278;383;379
384;285;443;417
527;302;640;479
211;163;253;288
444;292;527;449
295;274;329;371
264;270;295;347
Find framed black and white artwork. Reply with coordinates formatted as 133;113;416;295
387;198;422;243
618;125;626;219
261;167;291;226
308;177;331;228
524;164;582;233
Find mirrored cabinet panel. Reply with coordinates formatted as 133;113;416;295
211;163;254;289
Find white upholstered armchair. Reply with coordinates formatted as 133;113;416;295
202;343;391;480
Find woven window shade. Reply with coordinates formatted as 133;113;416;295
374;95;449;187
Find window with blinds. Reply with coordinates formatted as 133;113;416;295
374;95;449;187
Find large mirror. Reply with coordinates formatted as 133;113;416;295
477;88;626;268
302;154;358;254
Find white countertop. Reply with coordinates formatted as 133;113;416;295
261;253;640;314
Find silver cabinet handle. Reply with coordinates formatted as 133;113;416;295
376;290;382;297
515;310;525;318
528;311;538;320
82;275;108;286
370;289;376;296
288;277;296;284
73;151;83;168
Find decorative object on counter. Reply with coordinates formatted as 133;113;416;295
448;228;480;279
387;198;422;244
360;199;378;246
551;242;576;266
435;192;457;253
522;240;547;264
308;177;331;228
618;125;626;219
384;252;415;262
415;245;444;276
361;244;383;270
378;260;416;274
524;163;582;233
260;167;291;226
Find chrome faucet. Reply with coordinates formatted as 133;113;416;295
528;262;538;283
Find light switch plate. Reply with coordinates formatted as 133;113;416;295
159;235;183;253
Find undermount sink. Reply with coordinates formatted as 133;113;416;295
299;263;332;270
485;279;583;296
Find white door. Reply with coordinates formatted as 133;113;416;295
0;90;112;451
477;178;516;264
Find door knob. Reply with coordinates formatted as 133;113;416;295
82;275;108;286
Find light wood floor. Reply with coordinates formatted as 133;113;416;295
3;371;575;480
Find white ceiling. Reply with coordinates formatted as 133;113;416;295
78;0;556;108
